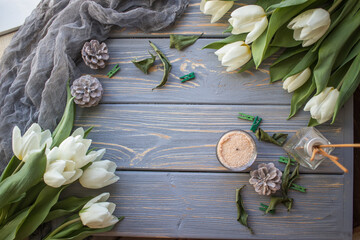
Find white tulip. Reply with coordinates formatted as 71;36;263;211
304;87;340;124
43;128;105;188
283;67;311;93
12;123;52;162
288;8;330;47
229;5;268;44
79;160;119;189
215;41;251;72
80;193;119;229
200;0;233;23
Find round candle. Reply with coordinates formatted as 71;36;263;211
216;130;257;170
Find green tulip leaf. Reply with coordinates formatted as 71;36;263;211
332;53;360;123
288;76;315;119
314;9;360;94
223;25;233;33
202;34;246;50
52;80;75;147
0;148;46;210
282;47;317;81
149;41;172;90
83;126;94;139
45;196;93;223
0;208;30;240
333;31;360;70
14;185;67;240
270;48;308;82
252;0;318;68
132;51;156;74
239;46;279;73
267;0;308;11
270;24;301;48
235;186;253;234
169;33;203;51
256;0;281;10
0;156;21;182
308;117;320;127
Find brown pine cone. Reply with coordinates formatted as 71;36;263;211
71;75;103;107
81;40;109;69
249;163;282;196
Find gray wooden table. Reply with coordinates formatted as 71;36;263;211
74;1;354;239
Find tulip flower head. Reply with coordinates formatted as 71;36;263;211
215;41;251;72
79;193;119;229
229;5;268;44
283;67;311;93
288;8;330;47
43;128;105;188
79;160;119;189
12;123;52;162
200;0;234;23
304;87;339;124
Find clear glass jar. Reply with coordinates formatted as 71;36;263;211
216;130;257;171
283;127;334;170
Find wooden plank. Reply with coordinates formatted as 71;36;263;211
109;0;254;38
78;39;290;105
66;171;351;240
75;102;353;174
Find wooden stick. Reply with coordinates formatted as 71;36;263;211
317;148;348;173
310;148;318;162
318;143;360;148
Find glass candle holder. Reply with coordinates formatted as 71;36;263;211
216;130;257;171
283;127;334;170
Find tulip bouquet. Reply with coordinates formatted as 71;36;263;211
202;0;360;125
0;83;122;240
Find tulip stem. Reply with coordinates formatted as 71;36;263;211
328;0;343;13
45;217;81;239
337;77;345;90
11;161;24;175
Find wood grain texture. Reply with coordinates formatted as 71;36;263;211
66;171;351;240
109;0;254;38
75;102;353;174
78;39;289;105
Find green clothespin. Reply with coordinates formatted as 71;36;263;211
238;112;255;121
290;183;306;193
180;72;195;83
259;203;275;214
250;116;262;132
107;64;120;78
278;156;296;165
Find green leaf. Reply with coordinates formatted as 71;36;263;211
169;33;203;51
239;46;279;73
45;196;93;222
235;185;253;234
314;9;360;94
83;127;94;139
149;41;172;90
256;0;281;10
308;117;320;127
255;128;288;146
14;186;66;240
270;48;308;82
333;31;360;70
332;53;360;123
51;217;124;240
252;0;318;67
131;51;156;74
52;80;75;147
288;76;315;119
0;148;46;210
270;24;301;48
282;47;317;80
0;156;21;182
0;208;30;240
266;196;283;214
202;34;246;50
223;25;233;33
267;0;309;11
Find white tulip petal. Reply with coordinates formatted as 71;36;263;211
203;1;233;23
84;193;110;209
210;2;233;23
64;169;83;185
304;87;332;111
284;68;311;93
305;8;330;30
71;127;85;137
12;126;22;159
318;89;339;123
245;16;268;44
230;5;265;22
200;0;206;12
230;20;256;35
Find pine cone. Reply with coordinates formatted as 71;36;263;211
249;163;282;196
81;40;109;69
71;75;103;107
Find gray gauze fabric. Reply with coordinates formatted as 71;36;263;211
0;0;189;170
